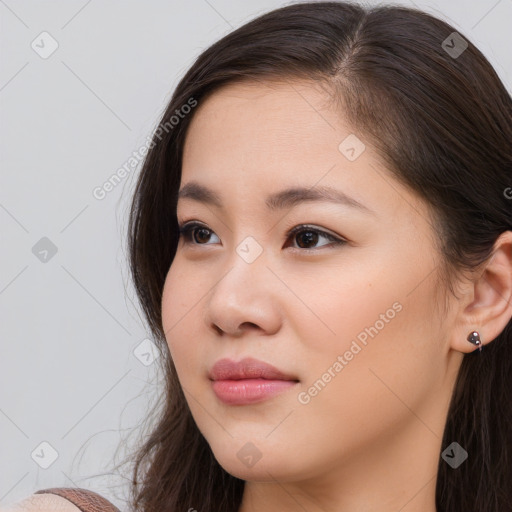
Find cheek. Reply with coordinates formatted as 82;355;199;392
288;253;442;419
161;265;203;376
292;243;437;358
278;258;399;358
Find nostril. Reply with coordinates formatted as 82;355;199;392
211;321;260;337
240;322;259;330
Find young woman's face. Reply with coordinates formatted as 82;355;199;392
161;80;460;487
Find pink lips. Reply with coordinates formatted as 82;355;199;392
209;357;299;405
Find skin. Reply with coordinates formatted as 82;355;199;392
161;79;512;512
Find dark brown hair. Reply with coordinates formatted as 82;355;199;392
123;2;512;511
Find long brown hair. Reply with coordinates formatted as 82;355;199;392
122;2;512;511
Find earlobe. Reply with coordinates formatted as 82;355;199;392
452;231;512;354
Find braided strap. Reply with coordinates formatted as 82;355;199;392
34;488;121;512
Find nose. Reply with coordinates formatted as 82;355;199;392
204;255;282;338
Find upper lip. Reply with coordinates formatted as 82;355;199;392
209;357;299;381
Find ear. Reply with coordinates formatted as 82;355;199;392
450;230;512;354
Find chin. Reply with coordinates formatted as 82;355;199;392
214;451;285;482
206;435;300;482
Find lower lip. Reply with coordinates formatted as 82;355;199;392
211;379;298;405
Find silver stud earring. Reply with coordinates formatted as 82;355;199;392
467;331;483;352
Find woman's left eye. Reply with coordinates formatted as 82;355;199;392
177;222;347;251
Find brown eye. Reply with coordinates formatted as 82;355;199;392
178;223;220;245
286;225;345;250
192;227;213;244
294;229;320;249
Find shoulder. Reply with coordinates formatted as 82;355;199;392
1;493;82;512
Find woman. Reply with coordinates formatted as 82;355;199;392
12;1;512;511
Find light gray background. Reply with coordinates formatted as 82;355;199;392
1;0;510;509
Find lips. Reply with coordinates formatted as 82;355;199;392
209;357;298;382
208;357;299;405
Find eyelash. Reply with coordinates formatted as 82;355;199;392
177;221;347;252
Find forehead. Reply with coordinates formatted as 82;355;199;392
181;80;356;189
182;79;340;161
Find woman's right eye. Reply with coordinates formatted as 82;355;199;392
178;222;220;245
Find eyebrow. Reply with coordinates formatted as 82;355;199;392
177;181;376;215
